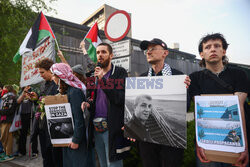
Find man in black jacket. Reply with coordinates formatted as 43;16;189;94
189;33;249;167
135;38;190;167
82;43;130;167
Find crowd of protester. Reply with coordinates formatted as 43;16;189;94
0;33;249;167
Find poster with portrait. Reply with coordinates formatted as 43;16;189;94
124;75;187;149
45;96;74;146
195;95;245;153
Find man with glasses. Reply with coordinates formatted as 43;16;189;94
136;38;190;167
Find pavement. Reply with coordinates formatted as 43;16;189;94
0;136;42;167
0;154;43;167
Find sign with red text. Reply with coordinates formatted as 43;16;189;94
20;37;55;87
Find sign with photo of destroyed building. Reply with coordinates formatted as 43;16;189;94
124;75;187;149
195;95;245;153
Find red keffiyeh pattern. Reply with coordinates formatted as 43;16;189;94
50;63;86;95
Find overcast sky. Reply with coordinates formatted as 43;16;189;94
47;0;250;65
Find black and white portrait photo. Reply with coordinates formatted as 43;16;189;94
124;76;187;149
48;118;74;139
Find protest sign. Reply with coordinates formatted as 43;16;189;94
124;75;187;148
44;95;74;147
20;37;55;87
195;95;245;163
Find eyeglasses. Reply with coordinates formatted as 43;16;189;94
144;48;165;55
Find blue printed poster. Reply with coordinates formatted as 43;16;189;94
195;95;245;153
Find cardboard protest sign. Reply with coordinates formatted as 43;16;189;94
20;37;55;87
44;95;74;147
195;95;246;164
124;75;187;148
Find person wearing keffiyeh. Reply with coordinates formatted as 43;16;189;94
135;38;191;167
50;63;93;167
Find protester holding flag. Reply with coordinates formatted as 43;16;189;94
0;85;17;162
50;63;90;167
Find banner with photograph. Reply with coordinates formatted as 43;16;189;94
195;95;245;153
124;75;187;149
45;103;74;145
20;36;55;87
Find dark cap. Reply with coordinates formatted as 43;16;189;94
140;38;168;50
72;64;85;76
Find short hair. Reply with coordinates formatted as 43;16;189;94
35;58;54;71
198;33;229;67
134;94;152;107
198;33;229;53
97;43;113;54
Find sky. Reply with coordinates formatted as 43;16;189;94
47;0;250;65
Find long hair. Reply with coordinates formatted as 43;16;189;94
59;79;68;95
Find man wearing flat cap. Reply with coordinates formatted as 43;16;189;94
133;38;191;167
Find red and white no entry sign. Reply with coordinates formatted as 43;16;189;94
104;10;131;42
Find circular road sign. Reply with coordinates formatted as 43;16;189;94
104;10;131;42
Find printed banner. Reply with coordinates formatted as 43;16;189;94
45;103;74;145
20;37;55;87
195;95;245;153
124;75;187;148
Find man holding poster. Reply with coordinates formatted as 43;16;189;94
189;33;249;166
133;38;191;167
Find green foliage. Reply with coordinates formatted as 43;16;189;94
182;120;196;167
188;100;194;113
0;0;57;85
124;143;143;167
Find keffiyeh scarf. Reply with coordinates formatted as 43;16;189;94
148;63;172;76
50;63;86;95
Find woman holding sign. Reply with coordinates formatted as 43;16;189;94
50;63;94;167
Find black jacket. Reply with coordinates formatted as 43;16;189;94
87;64;130;161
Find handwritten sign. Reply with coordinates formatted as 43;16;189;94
20;37;55;87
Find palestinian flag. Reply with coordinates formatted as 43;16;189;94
13;12;56;63
85;22;102;63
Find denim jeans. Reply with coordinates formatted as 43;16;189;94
94;130;123;167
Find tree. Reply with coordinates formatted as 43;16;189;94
197;108;204;118
0;0;57;85
198;129;205;139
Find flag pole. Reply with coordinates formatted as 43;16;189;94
54;38;60;51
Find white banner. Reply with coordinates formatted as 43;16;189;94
20;37;55;87
45;103;74;145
